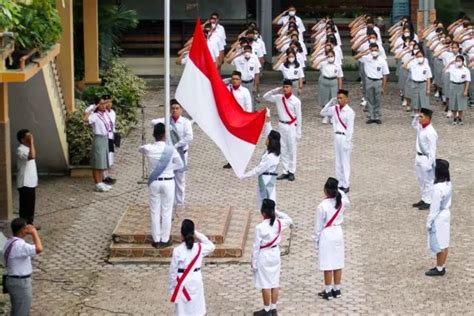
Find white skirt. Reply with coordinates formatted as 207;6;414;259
428;210;450;254
319;226;344;271
174;272;206;316
253;246;281;289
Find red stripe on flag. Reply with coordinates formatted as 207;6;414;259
188;18;265;145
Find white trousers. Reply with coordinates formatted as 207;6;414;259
278;122;297;174
415;159;435;204
149;179;175;242
334;135;352;188
174;171;186;206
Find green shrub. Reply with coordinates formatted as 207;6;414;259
66;99;93;165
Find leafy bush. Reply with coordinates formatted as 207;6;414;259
68;59;145;165
0;0;20;31
66;99;93;165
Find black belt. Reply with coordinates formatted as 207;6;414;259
413;80;427;83
323;76;337;80
270;245;277;249
288;78;299;82
417;152;426;156
279;120;292;124
242;79;254;83
7;275;31;279
262;172;278;176
178;268;200;273
157;177;174;181
335;132;345;135
451;81;466;85
367;77;382;81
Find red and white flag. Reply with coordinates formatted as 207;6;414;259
176;19;266;177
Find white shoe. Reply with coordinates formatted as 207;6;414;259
321;116;329;124
360;100;367;107
95;183;110;192
446;110;453;118
402;99;407;106
434;91;440;98
103;183;113;190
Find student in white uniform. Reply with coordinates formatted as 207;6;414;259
407;50;432;113
227;70;253;112
273;49;305;97
252;199;293;316
425;159;451;277
139;123;184;248
317;50;344;124
320;90;355;193
412;108;438;210
263;80;302;182
103;95;117;184
313;177;350;300
273;6;306;35
447;55;471;125
356;43;390;124
169;219;215;316
241;130;281;209
228;45;261;97
209;13;226;68
150;100;193;208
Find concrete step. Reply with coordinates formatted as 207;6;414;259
109;208;252;262
112;204;233;244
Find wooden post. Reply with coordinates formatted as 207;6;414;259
83;0;101;84
56;0;75;112
0;83;13;220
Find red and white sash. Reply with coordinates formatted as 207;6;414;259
324;203;343;228
170;243;202;303
334;105;347;130
97;112;111;132
281;97;296;125
260;219;282;249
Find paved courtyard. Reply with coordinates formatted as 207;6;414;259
2;76;474;315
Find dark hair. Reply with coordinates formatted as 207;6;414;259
338;89;349;96
420;107;433;119
369;43;379;50
261;199;276;226
94;96;102;105
289;39;303;53
325;49;335;57
232;70;242;78
170;98;181;107
17;129;29;143
324;177;342;209
326;35;337;46
267;130;281;156
456;55;465;63
283;79;293;86
210;12;219;19
246;29;255;35
181;219;195;250
243;45;252;52
153;123;166;141
11;217;27;236
284;49;300;68
434;159;450;183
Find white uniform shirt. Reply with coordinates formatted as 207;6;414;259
440;51;455;66
263;89;302;136
448;65;471;83
207;39;220;61
412;118;438;167
256;37;267;55
408;59;433;81
88;111;111;136
228;84;252;112
214;24;226;48
150;117;194;152
138;141;184;178
251;41;264;58
3;237;36;276
231;55;261;81
360;55;390;79
105;109;116;139
251;210;293;269
242;151;279;178
277;63;305;80
313;191;350;247
320;61;344;78
16;144;38;188
320;102;355;142
277;15;306;33
426;182;452;227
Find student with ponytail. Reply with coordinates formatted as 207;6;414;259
313;177;350;300
252;199;293;316
168;219;215;316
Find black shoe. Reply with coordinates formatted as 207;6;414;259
151;242;162;249
276;173;289;180
270;309;278;316
103;177;116;184
288;173;295;181
321;290;334;300
253;309;271;316
366;119;376;124
412;200;424;207
223;163;232;169
332;289;342;298
418;202;431;210
425;267;446;276
374;119;382;124
161;240;173;248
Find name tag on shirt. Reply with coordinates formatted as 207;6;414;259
250;66;254;71
377;66;381;71
294;70;298;75
423;70;427;75
462;74;466;79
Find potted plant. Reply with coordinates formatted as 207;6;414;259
7;0;62;69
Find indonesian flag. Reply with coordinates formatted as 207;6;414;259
176;19;266;177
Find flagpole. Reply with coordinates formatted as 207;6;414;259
164;0;171;142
